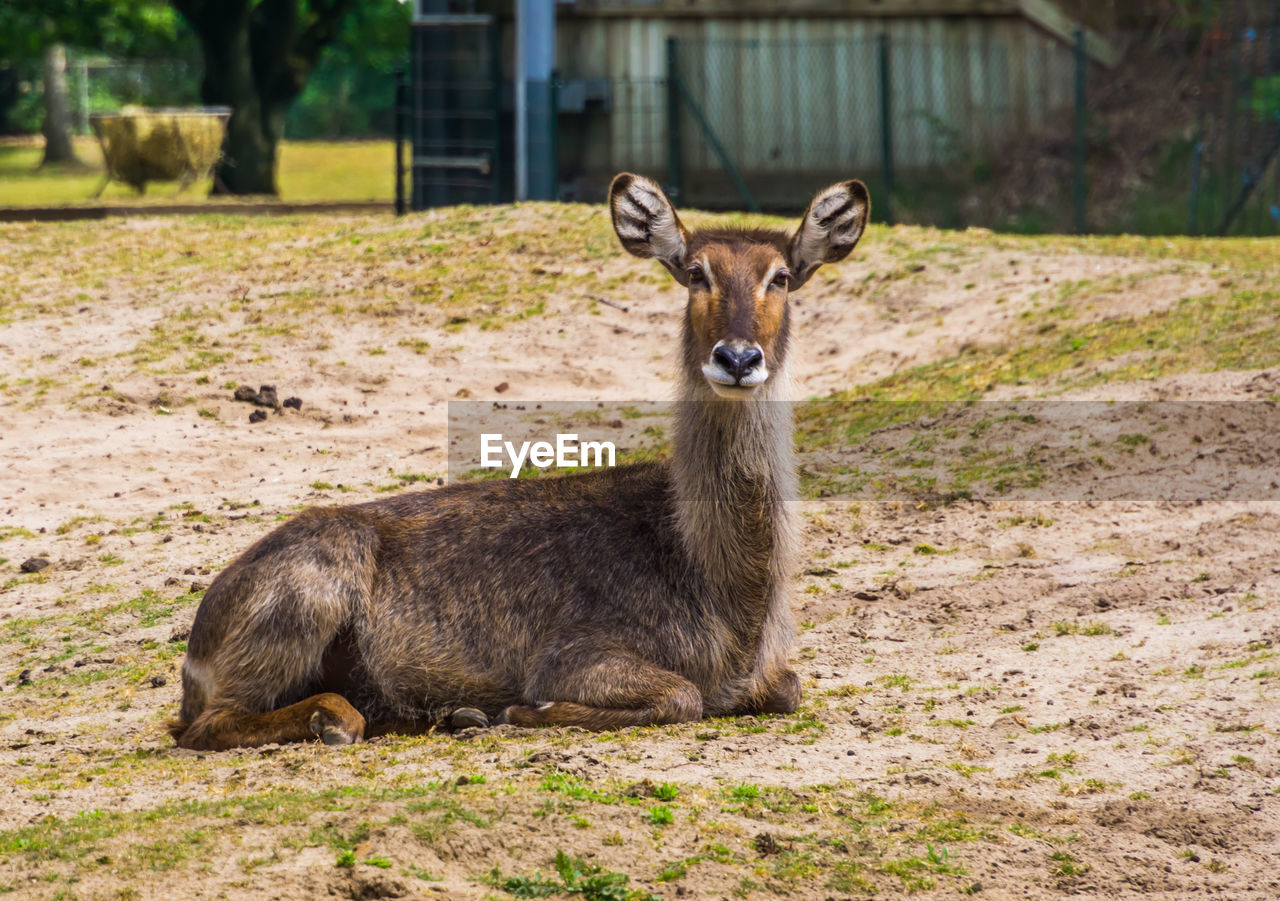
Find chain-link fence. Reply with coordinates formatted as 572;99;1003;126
63;59;202;134
1189;17;1280;236
556;77;665;203
560;31;1084;228
405;19;503;208
43;55;403;141
18;12;1274;236
537;18;1278;236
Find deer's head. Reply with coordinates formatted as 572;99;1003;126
610;174;869;398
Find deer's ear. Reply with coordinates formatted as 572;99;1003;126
786;179;869;290
610;173;691;286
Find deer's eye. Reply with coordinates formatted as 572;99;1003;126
687;264;707;285
771;269;790;290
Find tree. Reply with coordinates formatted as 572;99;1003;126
286;0;409;139
41;44;78;165
171;0;357;195
0;1;185;163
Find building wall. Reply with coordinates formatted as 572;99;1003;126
553;13;1079;206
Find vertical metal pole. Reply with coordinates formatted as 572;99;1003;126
666;36;683;204
515;0;528;201
489;18;503;204
77;60;89;135
878;32;894;226
549;72;559;201
1188;138;1203;235
1073;28;1087;235
419;0;450;209
395;69;407;216
515;0;555;201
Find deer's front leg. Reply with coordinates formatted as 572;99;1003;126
498;645;704;730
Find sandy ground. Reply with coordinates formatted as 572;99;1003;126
0;208;1276;899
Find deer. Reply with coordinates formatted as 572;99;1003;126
167;173;869;750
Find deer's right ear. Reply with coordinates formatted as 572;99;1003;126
610;173;691;286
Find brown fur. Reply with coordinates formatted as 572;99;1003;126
168;174;868;750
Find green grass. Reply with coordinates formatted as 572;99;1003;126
496;850;658;900
815;288;1280;408
788;269;1280;502
0;137;393;206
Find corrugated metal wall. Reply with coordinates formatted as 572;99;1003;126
554;15;1077;204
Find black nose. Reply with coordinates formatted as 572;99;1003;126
712;345;764;382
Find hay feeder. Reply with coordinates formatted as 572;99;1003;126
89;106;231;196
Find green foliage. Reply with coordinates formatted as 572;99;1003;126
652;782;679;801
286;0;409;139
644;805;674;826
1251;74;1280;121
500;850;657;901
0;2;185;61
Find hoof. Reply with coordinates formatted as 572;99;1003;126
308;709;361;746
448;707;490;730
494;704;548;727
319;724;358;745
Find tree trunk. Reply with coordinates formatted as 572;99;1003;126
196;10;278;195
175;0;355;195
0;67;21;136
41;43;80;167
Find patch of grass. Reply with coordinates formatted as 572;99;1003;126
878;674;914;691
1050;850;1087;878
875;289;1279;400
1052;620;1114;636
539;771;618;805
644;805;674;826
948;763;991;779
397;338;432;354
496;850;658;901
652;782;679;801
1028;722;1063;735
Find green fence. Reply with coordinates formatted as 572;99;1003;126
658;32;1084;227
566;21;1279;235
1187;16;1280;236
16;15;1278;237
29;54;404;142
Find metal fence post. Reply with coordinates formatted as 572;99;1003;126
77;59;89;135
1073;28;1087;234
394;68;407;216
1187;138;1203;235
489;18;503;204
673;75;759;212
550;72;560;202
666;36;683;205
878;32;894;226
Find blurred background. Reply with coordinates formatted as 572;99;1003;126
1;0;1277;235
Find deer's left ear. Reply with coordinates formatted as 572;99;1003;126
786;180;870;290
610;173;692;286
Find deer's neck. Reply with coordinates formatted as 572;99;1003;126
670;366;799;604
